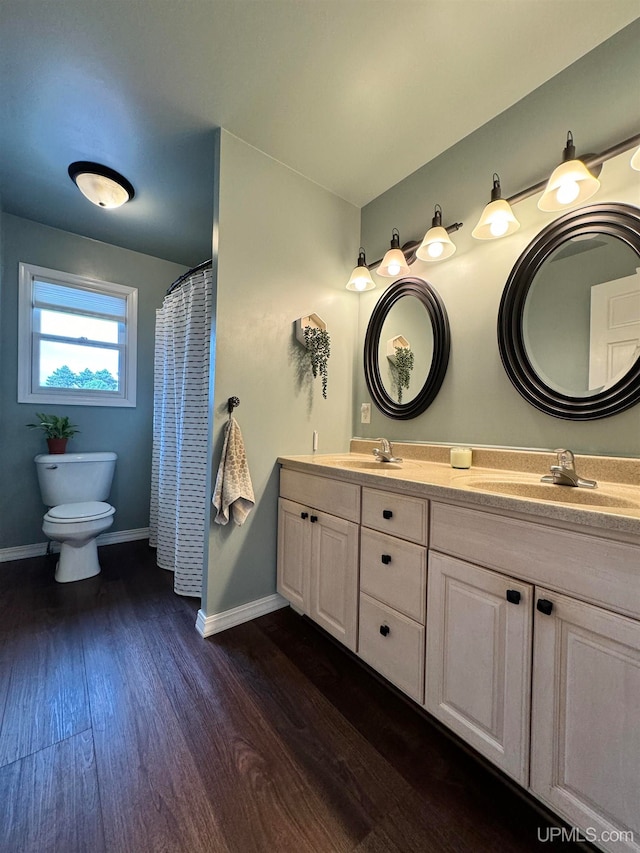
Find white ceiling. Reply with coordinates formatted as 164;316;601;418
1;0;638;265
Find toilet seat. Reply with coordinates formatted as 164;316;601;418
44;501;115;524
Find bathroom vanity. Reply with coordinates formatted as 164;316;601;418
277;443;640;853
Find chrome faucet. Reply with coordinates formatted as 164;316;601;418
541;449;597;489
372;438;403;463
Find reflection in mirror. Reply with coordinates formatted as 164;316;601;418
378;296;434;403
364;276;450;420
523;234;640;398
498;202;640;420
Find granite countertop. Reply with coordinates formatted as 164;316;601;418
277;449;640;542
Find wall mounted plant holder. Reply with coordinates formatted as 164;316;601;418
386;335;410;362
295;314;330;399
295;313;326;347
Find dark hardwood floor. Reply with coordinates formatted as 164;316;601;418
0;541;584;853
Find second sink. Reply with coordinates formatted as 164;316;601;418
464;479;640;509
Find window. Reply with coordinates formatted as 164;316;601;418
18;263;137;407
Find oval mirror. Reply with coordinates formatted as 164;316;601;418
365;277;450;419
498;203;640;420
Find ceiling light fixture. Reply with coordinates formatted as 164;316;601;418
376;229;411;278
68;161;135;209
416;205;457;261
346;247;376;291
537;132;600;212
472;174;520;240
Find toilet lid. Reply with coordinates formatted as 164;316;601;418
45;501;114;522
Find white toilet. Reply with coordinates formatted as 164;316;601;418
35;452;117;583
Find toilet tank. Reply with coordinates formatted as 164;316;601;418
34;452;117;507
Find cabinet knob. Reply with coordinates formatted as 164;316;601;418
310;515;318;523
506;589;521;605
536;598;554;616
381;554;392;565
382;509;393;520
300;512;309;520
379;624;390;637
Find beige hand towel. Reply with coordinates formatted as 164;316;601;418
212;416;255;525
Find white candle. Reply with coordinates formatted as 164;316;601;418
450;446;472;468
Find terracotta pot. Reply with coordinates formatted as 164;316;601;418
46;438;68;455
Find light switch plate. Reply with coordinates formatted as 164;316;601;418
361;403;371;424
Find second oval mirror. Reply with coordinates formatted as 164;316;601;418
364;277;450;419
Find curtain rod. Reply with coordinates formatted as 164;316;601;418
166;259;212;295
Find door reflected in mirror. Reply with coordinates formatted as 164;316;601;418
523;234;640;398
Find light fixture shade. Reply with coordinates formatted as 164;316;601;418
472;199;520;239
376;229;410;277
68;161;135;208
538;133;599;212
346;248;375;291
472;174;520;240
631;146;640;171
416;206;456;261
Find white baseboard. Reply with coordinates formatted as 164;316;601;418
196;592;289;637
0;527;150;563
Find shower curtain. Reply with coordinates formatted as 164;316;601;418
149;263;212;596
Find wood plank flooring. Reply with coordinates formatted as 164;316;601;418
0;541;585;853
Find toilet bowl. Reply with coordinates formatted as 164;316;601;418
43;501;115;583
35;451;117;584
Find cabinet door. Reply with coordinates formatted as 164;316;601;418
531;589;640;853
425;552;532;785
309;512;359;651
277;498;311;613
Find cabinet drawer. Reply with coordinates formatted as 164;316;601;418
360;529;427;623
362;487;428;545
431;502;640;620
358;593;425;703
280;468;360;523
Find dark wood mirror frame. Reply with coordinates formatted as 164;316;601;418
498;202;640;421
364;277;450;420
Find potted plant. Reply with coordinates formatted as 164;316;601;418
27;412;80;454
303;325;331;399
393;345;415;403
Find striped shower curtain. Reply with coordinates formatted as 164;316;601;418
149;264;212;596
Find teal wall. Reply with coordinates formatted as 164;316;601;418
0;213;187;549
204;130;360;616
357;21;640;457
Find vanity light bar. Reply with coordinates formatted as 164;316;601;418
505;131;640;207
362;130;640;274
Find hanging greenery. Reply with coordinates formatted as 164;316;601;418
303;325;331;399
394;345;414;403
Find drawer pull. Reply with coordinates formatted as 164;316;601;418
506;589;521;605
536;598;554;616
379;624;390;637
381;554;392;565
382;509;393;520
300;512;309;520
310;515;318;523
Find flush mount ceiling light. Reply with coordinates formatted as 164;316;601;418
472;174;520;240
376;228;411;278
346;247;376;291
68;161;135;209
416;205;457;261
538;132;600;212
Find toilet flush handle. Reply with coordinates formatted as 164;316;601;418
46;464;58;469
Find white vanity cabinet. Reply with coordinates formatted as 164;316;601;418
277;469;360;651
429;500;640;853
531;590;640;853
425;552;532;785
357;487;428;703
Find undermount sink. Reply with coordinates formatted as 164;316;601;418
465;479;640;509
334;459;403;470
